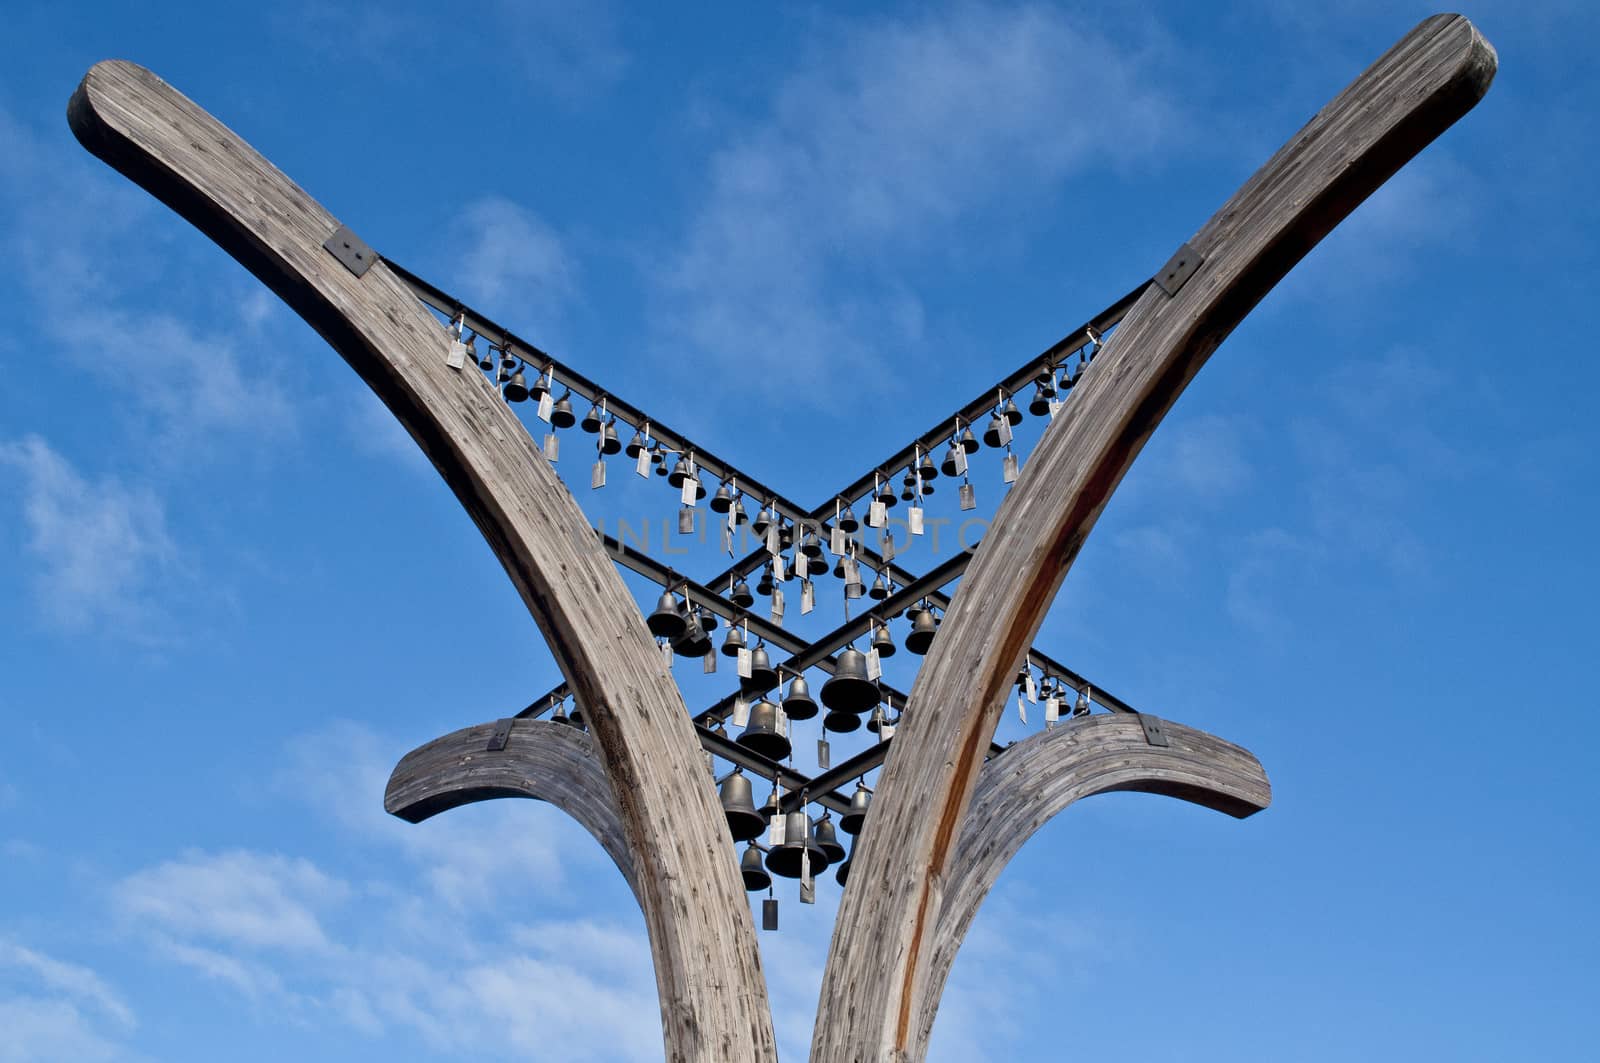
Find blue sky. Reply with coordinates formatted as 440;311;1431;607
2;2;1597;1060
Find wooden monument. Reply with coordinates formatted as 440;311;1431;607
68;14;1494;1061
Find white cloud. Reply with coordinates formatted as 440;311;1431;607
657;3;1182;396
443;196;576;329
0;939;135;1062
0;435;179;639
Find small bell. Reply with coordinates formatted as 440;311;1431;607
737;701;791;762
721;770;766;842
551;700;574;726
814;814;847;865
741;843;772;891
765;811;829;878
1029;376;1056;416
528;368;550;400
807;552;829;577
868;572;889;600
870;623;897;659
983;412;1006;448
668;456;691;488
905;608;938;655
580;403;603;433
781;675;819;721
568;700;586;729
721;624;747;658
652;446;670;476
673;609;713;657
646;591;687;639
837;503;860;534
823;709;862;734
752;507;773;539
742;645;779;694
711;481;734;513
731;496;749;526
918;453;939;481
899;471;917;502
865;705;888;734
1074;688;1091;717
832;557;846;580
731;579;755;609
840;782;871;835
599;419;622;455
550;391;576;429
875;478;898;509
799;531;823;559
940;441;962;478
625;428;648;458
960;425;980;454
503;368;530;403
1002;396;1023;426
756;566;775;597
820;648;878;715
835;845;853;887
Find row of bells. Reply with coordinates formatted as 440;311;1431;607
721;774;872;891
648;590;941;666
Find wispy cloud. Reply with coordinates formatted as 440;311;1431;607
655;3;1183;397
0;435;179;639
0;938;135;1062
442;196;576;330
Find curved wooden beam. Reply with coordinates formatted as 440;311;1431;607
385;719;637;895
814;16;1495;1060
911;714;1270;1056
68;62;775;1061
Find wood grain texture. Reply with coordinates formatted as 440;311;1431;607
911;715;1270;1057
385;719;637;895
68;62;775;1062
813;16;1495;1061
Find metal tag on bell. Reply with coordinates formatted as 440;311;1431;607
543;433;559;461
1045;696;1060;723
866;647;882;681
635;448;651;478
800;850;814;904
537;389;554;422
762;898;778;931
732;697;751;728
703;649;717;674
879;721;895;740
771;587;785;623
1003;453;1019;484
1017;693;1028;724
909;505;924;536
737;647;752;679
998;419;1013;447
1049;398;1064;419
880;530;896;562
770;812;786;846
767;526;781;555
720;523;732;554
801;580;815;615
661;640;674;669
591;460;606;490
681;476;698;506
868;500;887;528
446;337;467;369
954;447;968;476
1025;673;1038;702
817;737;830;770
678;506;695;534
959;483;976;511
830;526;847;555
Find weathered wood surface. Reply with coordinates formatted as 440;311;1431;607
69;62;775;1062
813;15;1495;1061
912;714;1270;1056
385;720;637;895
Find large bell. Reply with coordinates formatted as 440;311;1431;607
740;844;772;892
875;479;898;508
840;782;871;835
918;453;939;481
731;578;755;608
806;552;829;576
550;391;576;429
781;675;819;721
720;770;766;842
1002;396;1023;426
868;571;889;600
940;441;962;478
983;412;1006;448
721;624;747;658
959;425;980;453
821;648;879;715
814;814;847;865
599;419;622;455
742;645;779;694
737;700;791;761
765;812;829;879
871;623;896;659
625;428;648;458
647;591;686;639
905;607;938;655
673;609;713;657
837;503;860;533
711;481;734;513
799;531;822;558
668;456;690;488
751;507;773;539
503;369;530;403
823;709;861;733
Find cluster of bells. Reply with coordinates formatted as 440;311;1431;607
647;588;943;737
719;771;874;891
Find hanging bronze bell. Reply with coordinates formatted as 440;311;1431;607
760;785;779;819
551;700;574;726
668;456;690;487
711;481;733;513
835;849;852;887
550;391;576;429
731;497;749;526
832;556;846;580
568;700;586;729
580;403;603;433
625;428;647;458
756;566;774;597
875;479;898;508
814;814;847;864
941;442;962;478
799;531;823;558
721;770;766;842
919;453;939;481
838;503;859;534
646;591;686;639
673;609;713;657
960;425;980;453
740;843;772;891
1029;377;1056;416
528;369;549;399
807;552;829;577
868;572;889;600
821;647;878;715
503;369;530;403
983;412;1006;448
905;608;938;655
871;623;896;659
823;708;861;734
743;645;779;694
652;447;669;476
765;812;829;879
737;700;790;761
600;420;622;455
900;471;916;502
1002;396;1023;426
731;578;755;608
781;675;818;721
840;781;871;835
866;705;888;734
751;507;773;539
721;624;747;658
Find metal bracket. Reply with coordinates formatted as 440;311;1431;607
323;224;377;277
1153;242;1203;296
1136;713;1170;747
487;717;514;752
